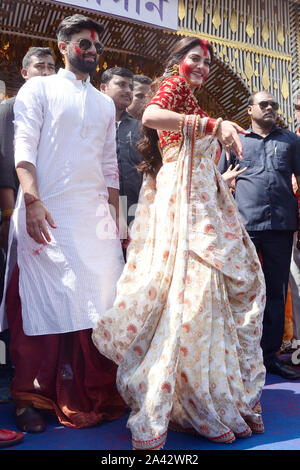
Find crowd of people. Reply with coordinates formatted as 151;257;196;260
0;13;299;450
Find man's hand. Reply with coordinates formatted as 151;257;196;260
26;200;56;245
118;215;129;244
122;234;131;250
16;162;56;245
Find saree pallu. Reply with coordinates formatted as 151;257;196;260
92;128;266;450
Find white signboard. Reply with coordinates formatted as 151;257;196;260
50;0;178;30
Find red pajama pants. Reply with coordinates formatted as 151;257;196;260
6;265;125;428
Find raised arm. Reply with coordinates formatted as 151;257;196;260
142;104;183;132
143;77;246;160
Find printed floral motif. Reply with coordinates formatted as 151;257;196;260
92;77;266;451
161;382;172;393
127;324;137;334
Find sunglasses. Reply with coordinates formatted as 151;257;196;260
68;38;104;55
252;100;279;111
295;105;300;111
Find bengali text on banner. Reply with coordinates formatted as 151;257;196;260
49;0;179;30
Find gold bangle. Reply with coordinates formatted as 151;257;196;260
195;115;200;137
211;117;223;139
178;114;186;134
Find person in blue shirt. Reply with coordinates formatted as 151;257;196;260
218;90;300;380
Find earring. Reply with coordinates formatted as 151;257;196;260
172;63;179;75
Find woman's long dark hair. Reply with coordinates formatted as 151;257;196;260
137;37;214;176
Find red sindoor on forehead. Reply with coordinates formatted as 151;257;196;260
199;39;211;58
90;30;96;40
200;44;209;58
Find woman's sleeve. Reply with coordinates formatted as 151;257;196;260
147;76;191;112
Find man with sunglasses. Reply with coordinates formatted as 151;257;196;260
218;91;300;380
1;14;126;433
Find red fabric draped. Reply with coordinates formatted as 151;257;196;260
6;265;125;428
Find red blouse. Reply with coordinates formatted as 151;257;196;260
147;76;208;150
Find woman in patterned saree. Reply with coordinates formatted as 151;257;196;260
92;37;266;450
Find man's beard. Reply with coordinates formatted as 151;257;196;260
69;52;98;74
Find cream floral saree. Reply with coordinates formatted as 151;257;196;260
92;118;266;450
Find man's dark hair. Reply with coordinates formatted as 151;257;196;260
248;93;257;106
22;47;54;69
133;74;152;86
248;91;274;106
101;67;133;84
57;14;104;42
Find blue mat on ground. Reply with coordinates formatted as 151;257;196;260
1;373;300;451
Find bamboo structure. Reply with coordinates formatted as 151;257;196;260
176;0;300;129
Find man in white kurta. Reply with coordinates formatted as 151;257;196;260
14;68;124;335
5;14;125;432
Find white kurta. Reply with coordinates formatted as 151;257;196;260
1;68;124;336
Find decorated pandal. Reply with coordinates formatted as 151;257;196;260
0;0;299;130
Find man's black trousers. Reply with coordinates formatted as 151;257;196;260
248;230;294;366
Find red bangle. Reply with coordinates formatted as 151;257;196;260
205;118;217;135
25;197;40;207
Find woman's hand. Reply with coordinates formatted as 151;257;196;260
222;164;247;189
216;121;248;159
